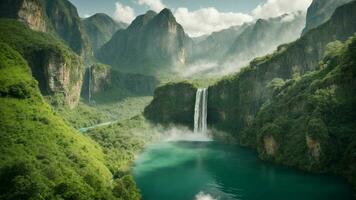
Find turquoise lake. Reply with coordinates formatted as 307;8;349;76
133;141;354;200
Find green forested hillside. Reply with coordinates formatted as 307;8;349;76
0;19;84;108
0;32;142;199
244;35;356;190
0;42;117;199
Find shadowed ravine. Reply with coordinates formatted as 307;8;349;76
133;141;354;200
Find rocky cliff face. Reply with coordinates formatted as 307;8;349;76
249;36;356;191
43;0;92;60
208;1;356;136
302;0;353;35
0;0;47;32
29;49;83;108
82;64;159;103
96;9;193;75
0;19;84;108
144;82;196;128
0;0;92;62
90;64;112;96
83;13;127;52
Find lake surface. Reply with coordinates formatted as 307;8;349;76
133;141;354;200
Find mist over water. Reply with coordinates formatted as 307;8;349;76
160;126;212;142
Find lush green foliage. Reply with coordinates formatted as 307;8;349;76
0;42;120;199
144;82;197;128
0;19;83;107
0;19;76;62
86;115;157;175
85;116;160;200
245;36;356;191
55;97;153;129
0;31;149;199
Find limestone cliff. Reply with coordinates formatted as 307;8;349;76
208;1;356;136
249;37;356;191
43;0;92;60
0;19;83;108
144;82;196;128
0;0;47;32
82;64;159;103
0;0;93;62
29;49;83;108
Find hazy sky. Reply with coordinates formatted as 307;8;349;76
70;0;264;17
69;0;312;37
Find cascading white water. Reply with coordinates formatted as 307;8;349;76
194;88;208;134
88;66;92;103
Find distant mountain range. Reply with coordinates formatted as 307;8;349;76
187;12;306;77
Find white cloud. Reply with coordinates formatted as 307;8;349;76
174;7;253;37
252;0;312;19
112;0;312;37
113;2;136;24
173;0;312;37
138;0;166;12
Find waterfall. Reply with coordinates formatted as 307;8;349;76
194;88;208;134
88;66;92;103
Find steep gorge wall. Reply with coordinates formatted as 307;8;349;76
82;64;160;103
43;0;92;60
0;0;93;62
208;1;356;136
0;0;47;32
249;37;356;192
0;19;84;108
144;82;196;128
27;48;83;108
145;1;356;130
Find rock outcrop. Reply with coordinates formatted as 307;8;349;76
0;0;93;62
144;82;196;128
82;64;159;103
208;1;356;136
0;19;84;108
0;0;47;32
29;49;83;108
43;0;92;60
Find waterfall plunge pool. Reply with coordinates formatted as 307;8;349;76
133;140;354;200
